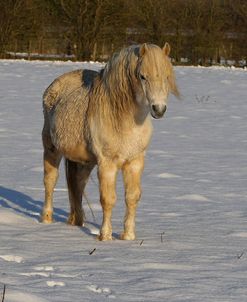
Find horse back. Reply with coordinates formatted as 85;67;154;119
43;69;98;112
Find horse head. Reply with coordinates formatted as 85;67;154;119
135;43;179;119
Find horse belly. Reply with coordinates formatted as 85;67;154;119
63;144;96;164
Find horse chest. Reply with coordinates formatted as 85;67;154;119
99;122;153;165
123;129;149;153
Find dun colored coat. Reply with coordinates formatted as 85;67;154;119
41;43;179;240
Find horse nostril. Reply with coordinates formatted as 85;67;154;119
152;104;166;114
152;104;159;113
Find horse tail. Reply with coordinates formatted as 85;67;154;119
65;158;76;198
65;158;80;204
65;158;85;226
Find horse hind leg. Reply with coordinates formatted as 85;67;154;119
42;136;62;223
121;153;144;240
65;159;94;226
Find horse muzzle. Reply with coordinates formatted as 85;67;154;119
150;104;167;119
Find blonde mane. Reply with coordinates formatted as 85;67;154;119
89;46;138;130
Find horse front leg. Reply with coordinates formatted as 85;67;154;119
121;153;144;240
98;161;118;241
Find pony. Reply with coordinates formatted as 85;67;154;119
41;43;179;241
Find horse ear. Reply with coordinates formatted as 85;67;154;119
163;43;171;56
139;43;148;57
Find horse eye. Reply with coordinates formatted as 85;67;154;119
140;74;146;81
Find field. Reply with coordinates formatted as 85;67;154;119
0;60;247;301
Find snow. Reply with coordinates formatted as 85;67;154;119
0;60;247;301
175;194;210;202
46;281;65;288
157;173;181;179
0;255;23;264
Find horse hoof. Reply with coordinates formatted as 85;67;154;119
41;213;53;224
120;233;135;240
97;234;112;241
67;218;84;227
67;214;84;226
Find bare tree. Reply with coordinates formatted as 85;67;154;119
126;0;170;45
0;0;26;56
0;0;246;64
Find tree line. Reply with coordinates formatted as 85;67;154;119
0;0;246;65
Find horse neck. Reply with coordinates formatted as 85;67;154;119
90;73;138;131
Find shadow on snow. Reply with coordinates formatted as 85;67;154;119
0;185;106;238
0;185;67;223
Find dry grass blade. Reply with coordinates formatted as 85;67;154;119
237;251;244;259
1;285;6;302
161;232;165;243
89;248;96;255
83;192;96;223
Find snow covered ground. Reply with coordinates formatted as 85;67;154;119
0;59;247;302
